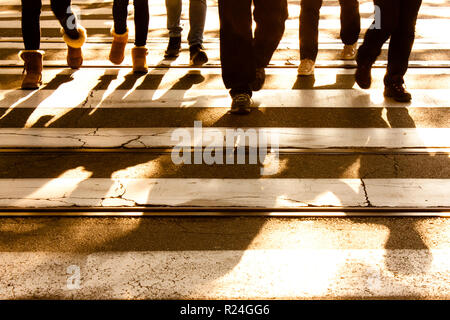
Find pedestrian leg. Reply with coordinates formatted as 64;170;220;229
52;0;87;69
110;0;129;64
251;0;288;89
131;0;150;73
355;0;397;88
339;0;360;59
298;0;322;74
19;0;44;89
218;0;253;113
165;0;183;57
383;0;422;101
188;0;208;65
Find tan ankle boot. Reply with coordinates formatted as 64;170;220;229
131;46;148;74
61;26;87;69
109;28;128;64
19;50;44;89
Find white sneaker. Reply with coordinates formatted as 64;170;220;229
341;43;357;60
297;59;315;75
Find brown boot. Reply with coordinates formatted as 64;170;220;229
19;50;44;89
131;46;148;74
61;26;87;69
109;28;128;64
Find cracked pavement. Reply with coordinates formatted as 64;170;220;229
0;152;448;208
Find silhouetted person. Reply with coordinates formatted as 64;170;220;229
109;0;149;73
218;0;288;114
298;0;360;75
355;0;422;102
164;0;209;66
20;0;87;89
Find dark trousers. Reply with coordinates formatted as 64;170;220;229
113;0;149;46
21;0;80;50
218;0;288;96
357;0;422;85
300;0;360;60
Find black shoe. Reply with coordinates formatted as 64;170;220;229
164;36;181;58
384;83;412;102
250;67;265;91
189;44;208;66
230;93;252;114
355;63;372;89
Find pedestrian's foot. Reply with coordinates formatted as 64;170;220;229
189;44;208;66
164;36;181;58
62;26;87;69
109;28;128;64
19;50;43;89
250;68;266;91
341;43;357;60
131;46;148;74
355;62;372;89
384;83;412;102
230;93;252;115
67;46;83;69
297;59;315;76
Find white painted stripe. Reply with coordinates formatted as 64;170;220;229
1;89;449;109
0;249;448;299
0;178;448;208
0;128;449;148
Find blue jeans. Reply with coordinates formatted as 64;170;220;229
165;0;207;46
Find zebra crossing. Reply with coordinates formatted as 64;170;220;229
0;0;449;301
0;0;449;214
